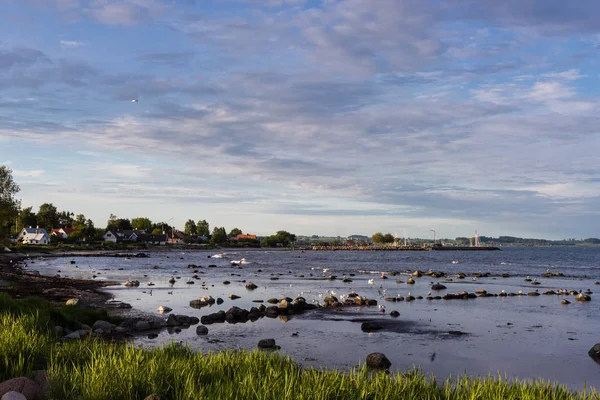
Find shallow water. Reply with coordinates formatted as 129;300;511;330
28;247;600;389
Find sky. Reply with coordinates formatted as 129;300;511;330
1;0;599;239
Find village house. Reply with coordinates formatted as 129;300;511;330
104;230;168;244
168;230;185;244
51;227;76;239
16;227;51;245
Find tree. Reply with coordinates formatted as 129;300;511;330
371;232;384;244
197;220;210;236
383;233;395;243
184;219;197;235
85;219;95;237
57;210;74;227
131;217;153;231
73;214;87;231
0;166;20;243
37;203;59;231
17;206;37;232
229;228;242;237
106;214;132;231
210;227;227;244
152;228;163;235
261;230;296;247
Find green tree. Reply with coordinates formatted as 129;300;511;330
0;166;20;243
152;228;163;235
106;214;132;231
197;220;210;236
229;228;242;237
371;232;384;244
131;217;153;231
73;214;87;231
210;227;227;244
37;203;59;231
261;230;296;247
85;219;96;237
57;210;74;227
184;219;197;235
17;206;37;232
383;233;395;243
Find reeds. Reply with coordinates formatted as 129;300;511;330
0;295;597;400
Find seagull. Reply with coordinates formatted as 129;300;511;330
131;99;138;103
368;279;375;285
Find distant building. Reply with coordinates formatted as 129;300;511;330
168;231;185;244
17;227;50;245
237;234;257;240
51;227;76;239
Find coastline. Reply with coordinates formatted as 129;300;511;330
0;251;119;307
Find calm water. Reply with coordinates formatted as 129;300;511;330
29;247;600;389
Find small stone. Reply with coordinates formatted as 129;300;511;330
245;282;258;290
390;311;400;318
148;333;158;339
229;294;241;300
65;298;80;306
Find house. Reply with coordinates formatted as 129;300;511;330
51;227;76;239
237;234;257;240
131;233;168;245
103;230;139;243
16;227;51;245
168;231;185;244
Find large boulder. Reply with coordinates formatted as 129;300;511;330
366;353;391;370
0;377;42;400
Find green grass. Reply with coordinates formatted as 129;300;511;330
0;297;597;400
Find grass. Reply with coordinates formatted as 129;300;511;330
0;295;598;400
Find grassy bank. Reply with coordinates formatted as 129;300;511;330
0;295;597;400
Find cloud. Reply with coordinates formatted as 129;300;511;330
0;47;50;70
59;40;84;47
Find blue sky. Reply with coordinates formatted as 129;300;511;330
1;0;600;239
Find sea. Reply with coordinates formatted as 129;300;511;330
27;246;600;389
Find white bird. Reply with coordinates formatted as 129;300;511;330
131;99;138;103
427;291;432;297
368;279;375;285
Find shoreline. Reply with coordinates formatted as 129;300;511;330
0;251;119;307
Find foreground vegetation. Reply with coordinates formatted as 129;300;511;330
0;294;598;399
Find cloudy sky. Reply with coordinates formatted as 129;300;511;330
1;0;599;239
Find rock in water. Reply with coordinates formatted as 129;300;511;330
257;338;277;349
361;322;383;332
589;343;600;364
245;282;258;290
366;352;391;370
157;306;172;313
196;325;208;335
